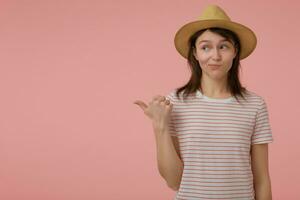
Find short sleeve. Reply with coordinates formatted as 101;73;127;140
251;98;274;145
166;91;177;137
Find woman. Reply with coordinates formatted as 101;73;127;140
134;4;273;200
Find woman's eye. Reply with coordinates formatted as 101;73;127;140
200;44;229;51
220;44;228;49
201;46;209;51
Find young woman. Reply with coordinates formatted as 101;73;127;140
134;4;273;200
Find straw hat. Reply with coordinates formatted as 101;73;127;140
174;4;257;59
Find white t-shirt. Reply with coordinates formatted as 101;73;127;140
165;89;274;200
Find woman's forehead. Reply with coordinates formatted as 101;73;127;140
196;31;234;45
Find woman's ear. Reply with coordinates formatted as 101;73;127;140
233;47;238;59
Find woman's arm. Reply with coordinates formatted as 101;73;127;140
251;143;272;200
153;123;183;191
134;95;183;190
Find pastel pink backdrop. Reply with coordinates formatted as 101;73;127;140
0;0;299;199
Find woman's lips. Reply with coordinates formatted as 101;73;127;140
208;64;221;69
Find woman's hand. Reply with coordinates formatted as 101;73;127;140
133;95;173;131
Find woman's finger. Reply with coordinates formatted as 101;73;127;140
158;96;166;102
152;95;161;101
165;99;170;105
133;100;148;111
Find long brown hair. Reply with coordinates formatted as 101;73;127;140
174;27;249;103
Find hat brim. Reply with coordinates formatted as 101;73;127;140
174;19;257;59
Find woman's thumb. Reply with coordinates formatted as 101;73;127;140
133;100;148;111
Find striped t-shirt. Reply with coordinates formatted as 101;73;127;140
165;88;274;200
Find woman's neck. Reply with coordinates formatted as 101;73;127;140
200;76;231;98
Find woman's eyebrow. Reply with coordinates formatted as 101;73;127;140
198;39;229;44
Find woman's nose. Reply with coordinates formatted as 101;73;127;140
212;48;221;60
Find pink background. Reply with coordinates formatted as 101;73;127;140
0;0;299;199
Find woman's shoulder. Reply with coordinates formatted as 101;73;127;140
165;88;179;102
165;88;197;104
244;89;263;98
242;89;266;105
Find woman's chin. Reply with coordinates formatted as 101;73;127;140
209;72;227;80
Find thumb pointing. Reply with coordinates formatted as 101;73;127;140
133;100;148;111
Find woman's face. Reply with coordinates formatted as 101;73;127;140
193;30;237;80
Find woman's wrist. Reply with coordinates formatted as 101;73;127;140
152;120;169;135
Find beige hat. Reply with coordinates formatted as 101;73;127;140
174;4;257;59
